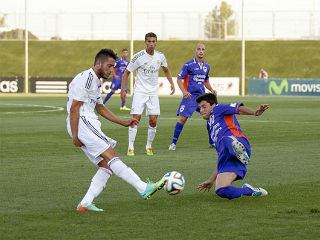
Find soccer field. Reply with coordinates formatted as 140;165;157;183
1;95;320;239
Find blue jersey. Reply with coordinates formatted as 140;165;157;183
207;103;248;152
177;57;210;96
112;57;128;81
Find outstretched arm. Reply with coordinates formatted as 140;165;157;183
162;66;175;95
196;167;218;193
239;104;269;116
95;104;138;127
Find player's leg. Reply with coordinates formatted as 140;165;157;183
169;115;188;150
103;89;116;104
214;172;255;199
145;115;158;155
120;88;130;110
145;96;161;155
128;114;141;156
73;117;117;211
169;97;196;150
128;94;147;156
221;136;251;165
77;153;112;212
100;147;166;199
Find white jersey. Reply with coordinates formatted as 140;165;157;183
127;49;168;96
67;68;103;119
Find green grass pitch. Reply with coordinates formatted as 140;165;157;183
1;95;320;239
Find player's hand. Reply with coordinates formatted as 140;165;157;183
212;89;217;95
170;83;175;95
123;118;139;127
72;136;84;147
120;89;126;102
255;104;269;116
115;75;120;80
183;91;191;99
196;179;214;193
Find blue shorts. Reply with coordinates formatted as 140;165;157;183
176;95;200;118
110;78;122;90
216;136;251;181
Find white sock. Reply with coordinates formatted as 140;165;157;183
80;167;112;205
108;157;147;193
146;125;157;149
128;125;138;150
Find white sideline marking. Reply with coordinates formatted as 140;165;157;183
116;115;318;124
0;103;64;114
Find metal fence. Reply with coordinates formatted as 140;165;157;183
1;10;320;40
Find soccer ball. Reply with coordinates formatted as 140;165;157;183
162;171;185;195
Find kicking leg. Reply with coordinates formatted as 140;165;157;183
101;146;165;199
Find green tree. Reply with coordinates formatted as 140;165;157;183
0;29;38;40
0;13;8;27
205;1;235;39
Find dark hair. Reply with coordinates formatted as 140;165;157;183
145;32;157;41
196;93;218;105
94;48;117;65
122;48;128;52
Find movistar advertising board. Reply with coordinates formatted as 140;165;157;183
248;78;320;96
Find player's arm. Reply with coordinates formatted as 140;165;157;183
69;100;84;147
120;69;130;102
239;104;269;116
204;80;217;95
162;66;175;95
176;77;191;99
196;167;218;193
113;67;119;80
95;104;138;127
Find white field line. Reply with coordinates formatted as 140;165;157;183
117;115;318;124
0;103;64;114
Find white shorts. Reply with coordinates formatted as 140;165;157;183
66;116;117;165
130;93;160;115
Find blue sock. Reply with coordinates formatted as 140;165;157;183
215;186;253;200
172;122;184;144
103;92;114;104
121;101;125;107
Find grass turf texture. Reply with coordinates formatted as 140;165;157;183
0;40;319;79
1;95;320;239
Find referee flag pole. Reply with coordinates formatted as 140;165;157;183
25;0;29;94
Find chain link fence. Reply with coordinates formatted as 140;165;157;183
1;10;319;40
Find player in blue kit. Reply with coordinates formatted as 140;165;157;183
103;49;130;111
169;43;216;151
196;93;269;199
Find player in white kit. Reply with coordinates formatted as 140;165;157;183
121;32;175;156
66;49;166;211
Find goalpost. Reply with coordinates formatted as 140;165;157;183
128;0;134;96
24;0;28;94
